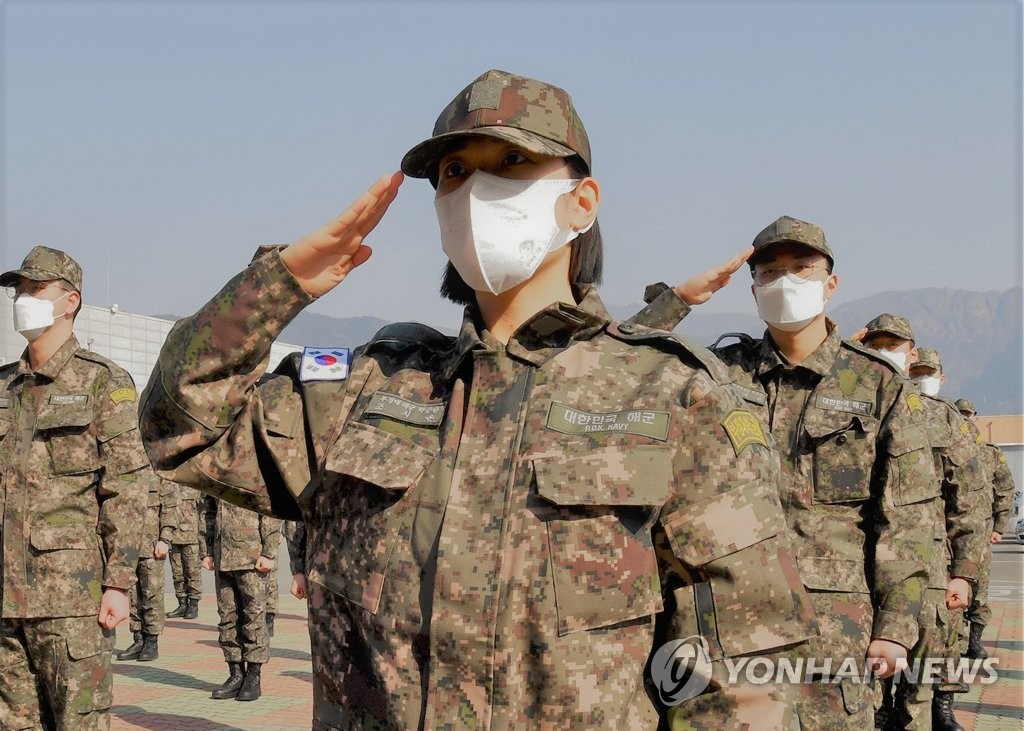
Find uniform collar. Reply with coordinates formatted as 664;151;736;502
755;319;842;380
441;286;611;379
16;334;81;382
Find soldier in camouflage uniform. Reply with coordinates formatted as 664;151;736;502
167;482;203;619
200;495;281;702
634;219;937;729
139;69;817;728
0;246;149;730
858;331;987;731
115;476;179;662
955;399;1016;662
284;520;308;601
264;548;279;637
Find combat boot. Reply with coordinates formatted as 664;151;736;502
137;634;159;662
235;662;262;701
166;598;188;618
211;661;245;699
932;690;965;731
965;622;988;660
182;597;199;619
115;631;144;661
266;613;275;638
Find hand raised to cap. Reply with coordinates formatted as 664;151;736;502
674;246;753;306
281;172;404;297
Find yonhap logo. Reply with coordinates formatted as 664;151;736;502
650;635;713;706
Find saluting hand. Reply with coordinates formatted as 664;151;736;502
673;246;753;305
98;588;130;629
281;172;404;297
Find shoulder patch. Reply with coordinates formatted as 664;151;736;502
299;347;349;382
959;422;971;437
906;393;923;413
109;386;137;405
721;408;768;456
607;322;729;384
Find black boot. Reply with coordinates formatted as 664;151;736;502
235;662;262;701
266;613;275;638
137;634;159;662
182;597;199;619
166;598;188;618
965;622;988;659
115;631;144;661
932;690;965;731
211;661;246;699
874;677;893;729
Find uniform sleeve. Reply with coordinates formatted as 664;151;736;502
655;371;813;724
285;520;307;575
139;248;318;520
95;370;151;590
872;381;937;648
260;515;282;560
990;446;1016;533
627;282;691;331
200;495;216;559
157;477;180;543
942;416;989;582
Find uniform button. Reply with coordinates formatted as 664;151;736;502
619;323;635;334
836;434;848;445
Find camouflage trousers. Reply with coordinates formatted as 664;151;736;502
0;615;114;731
169;543;201;602
265;561;278;616
128;555;166;635
215;569;269;664
964;518;994;627
885;588;950;730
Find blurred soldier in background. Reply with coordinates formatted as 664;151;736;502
167;482;203;620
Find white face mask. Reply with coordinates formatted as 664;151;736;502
435;170;589;295
913;375;941;397
754;274;827;332
873;348;908;374
13;290;69;341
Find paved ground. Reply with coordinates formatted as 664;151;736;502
109;539;1023;730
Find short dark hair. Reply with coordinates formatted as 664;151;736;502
439;156;603;306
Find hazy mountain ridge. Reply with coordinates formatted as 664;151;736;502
154;286;1023;413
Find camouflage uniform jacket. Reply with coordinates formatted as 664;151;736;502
920;395;989;589
634;284;935;657
199;494;281;572
283;520;306;576
140;249;814;729
148;474;180;547
170;482;201;545
0;335;149;618
984;443;1016;534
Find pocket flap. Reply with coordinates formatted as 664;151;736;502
325;421;436;490
36;406;93;431
66;626;114;660
534;446;672;506
0;414;13;436
803;411;861;440
798;557;870;593
887;423;930;456
661;480;785;566
97;409;137;442
30;523;94;550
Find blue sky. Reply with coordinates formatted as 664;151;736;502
3;0;1020;330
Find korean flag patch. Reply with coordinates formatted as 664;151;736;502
299;347;350;382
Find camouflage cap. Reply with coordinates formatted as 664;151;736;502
914;346;941;371
749;215;834;268
863;313;915;344
0;245;83;292
401;69;591;179
955;398;977;416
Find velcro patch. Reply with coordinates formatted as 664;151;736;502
722;409;768;456
0;397;10;408
959;423;971;437
109;387;137;405
732;383;767;406
545;402;670;441
999;453;1007;463
48;394;89;406
299;347;350;382
815;395;873;416
363;392;446;427
906;393;923;413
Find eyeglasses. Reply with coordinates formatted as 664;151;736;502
5;282;71;300
752;262;830;286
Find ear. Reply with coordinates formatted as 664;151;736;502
63;291;81;319
823;273;839;301
907;347;919;366
566;178;600;231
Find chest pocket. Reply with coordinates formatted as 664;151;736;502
37;406;100;475
533;445;671;636
309;421;437;614
804;411;876;504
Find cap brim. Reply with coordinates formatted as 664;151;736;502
0;267;64;287
400;126;577;179
748;240;834;269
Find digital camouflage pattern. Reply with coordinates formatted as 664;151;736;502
0;245;84;292
401;69;591;179
0;334;149;727
284;520;307;576
749;215;834;266
632;290;936;728
200;495;281;573
140;248;816;729
863;313;915;343
169;482;203;602
127;474;179;636
215;566;270;665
